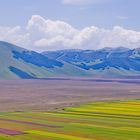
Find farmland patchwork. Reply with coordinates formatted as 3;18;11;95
0;100;140;140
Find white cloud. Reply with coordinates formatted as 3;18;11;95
62;0;112;5
0;15;140;52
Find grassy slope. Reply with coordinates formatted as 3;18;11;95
0;100;140;140
0;43;55;79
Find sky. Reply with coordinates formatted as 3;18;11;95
0;0;140;51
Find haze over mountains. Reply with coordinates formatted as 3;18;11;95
0;41;140;79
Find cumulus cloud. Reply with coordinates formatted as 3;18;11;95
62;0;112;5
0;15;140;52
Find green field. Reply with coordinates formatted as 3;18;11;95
0;100;140;140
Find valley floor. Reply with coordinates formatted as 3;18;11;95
0;78;140;112
0;78;140;139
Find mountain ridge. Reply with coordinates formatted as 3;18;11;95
0;41;140;79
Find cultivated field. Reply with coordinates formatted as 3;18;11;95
0;100;140;140
0;78;140;112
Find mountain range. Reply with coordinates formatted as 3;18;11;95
0;41;140;79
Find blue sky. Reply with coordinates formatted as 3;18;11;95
0;0;139;30
0;0;140;51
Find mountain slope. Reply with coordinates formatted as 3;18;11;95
0;41;64;79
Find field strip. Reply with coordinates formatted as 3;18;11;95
26;130;94;140
0;118;62;128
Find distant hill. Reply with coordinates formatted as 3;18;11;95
42;47;140;78
0;41;140;79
